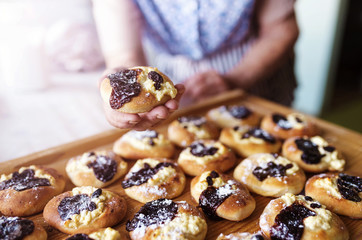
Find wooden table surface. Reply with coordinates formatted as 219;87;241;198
1;90;361;239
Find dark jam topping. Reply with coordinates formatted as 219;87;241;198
131;130;159;145
108;69;142;109
86;155;117;183
270;203;316;240
58;189;101;221
199;171;233;220
221;106;251;119
253;161;293;181
242;128;276;143
337;173;362;202
126;198;178;232
304;196;313;201
148;71;164;90
66;234;94;240
251;235;264;240
295;139;325;164
0;169;51;192
272;113;293;130
323;146;336;152
190;142;218;157
0;216;34;240
177;116;206;127
121;162;175;189
310;203;322;208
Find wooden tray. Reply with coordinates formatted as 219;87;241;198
2;90;362;239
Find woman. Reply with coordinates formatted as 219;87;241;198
93;0;299;129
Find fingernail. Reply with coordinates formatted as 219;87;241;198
156;115;166;120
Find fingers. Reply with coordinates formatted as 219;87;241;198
165;84;185;111
104;103;141;129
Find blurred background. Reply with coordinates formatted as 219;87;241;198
0;0;361;161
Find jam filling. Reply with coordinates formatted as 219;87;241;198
148;71;164;90
0;216;34;240
131;130;159;145
0;169;51;192
121;162;175;189
251;235;264;240
272;114;293;130
190;142;218;157
253;161;293;181
337;173;362;202
295;139;325;164
86;155;117;183
323;146;335;152
242;128;276;143
221;106;251;119
66;234;94;240
177;116;206;127
108;69;142;109
199;171;233;220
270;203;316;240
58;189;101;221
126;198;178;232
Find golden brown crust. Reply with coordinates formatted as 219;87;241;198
191;172;255;221
22;220;48;240
260;113;318;140
168;118;220;147
66;151;128;188
219;127;282;157
123;159;186;203
305;173;362;219
260;196;349;240
233;154;306;197
178;140;236;176
43;188;127;234
206;105;261;128
100;67;176;114
0;165;66;216
63;228;128;240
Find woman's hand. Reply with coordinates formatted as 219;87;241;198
99;68;184;130
183;70;229;102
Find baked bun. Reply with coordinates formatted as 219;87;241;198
260;193;349;240
217;231;267;240
0;165;65;216
121;158;186;203
260;112;318;139
305;173;362;219
178;140;236;176
190;170;255;221
43;186;127;234
65;227;125;240
233;153;305;197
126;198;207;240
282;136;345;172
220;126;282;157
168;116;219;147
113;129;175;159
206;105;260;128
0;216;47;240
100;66;177;113
66;150;128;188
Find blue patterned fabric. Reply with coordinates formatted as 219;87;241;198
133;0;256;60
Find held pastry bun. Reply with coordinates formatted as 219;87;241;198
305;173;362;219
100;66;177;113
66;150;128;188
282;136;345;173
0;216;47;240
206;105;261;128
126;198;208;240
121;158;186;203
0;165;65;216
168;116;219;147
260;193;349;240
113;129;175;159
220;126;282;157
233;153;306;197
178;140;236;176
64;227;125;240
190;170;255;221
43;186;127;235
260;112;318;139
